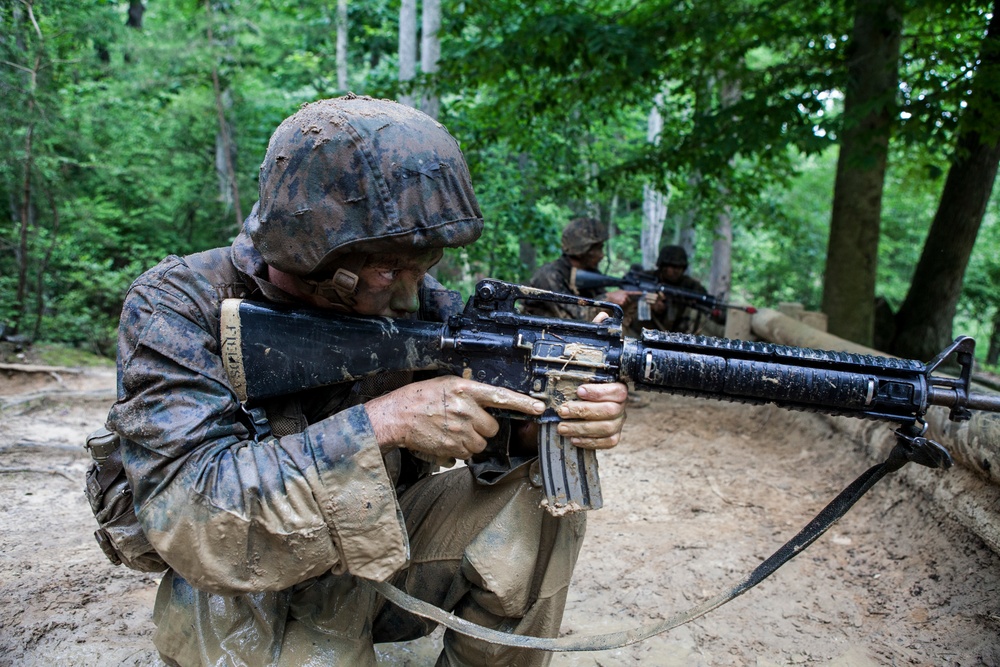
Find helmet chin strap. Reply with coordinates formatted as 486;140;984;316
291;254;367;312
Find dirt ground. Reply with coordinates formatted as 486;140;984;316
1;364;999;667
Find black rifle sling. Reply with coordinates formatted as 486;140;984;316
368;424;952;652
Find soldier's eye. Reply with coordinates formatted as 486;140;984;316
379;269;401;281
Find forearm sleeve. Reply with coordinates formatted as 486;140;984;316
108;273;407;595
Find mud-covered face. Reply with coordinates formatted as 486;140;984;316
351;248;444;317
302;248;444;317
270;247;442;315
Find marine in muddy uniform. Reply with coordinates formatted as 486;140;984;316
625;244;711;335
106;96;627;666
522;217;630;321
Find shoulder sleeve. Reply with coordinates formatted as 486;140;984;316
418;274;464;321
107;257;406;594
525;262;599;321
527;262;568;294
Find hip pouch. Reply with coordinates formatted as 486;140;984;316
84;428;167;573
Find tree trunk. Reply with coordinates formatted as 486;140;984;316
14;113;34;337
126;1;145;29
517;152;537;276
674;186;697;260
988;308;1000;366
671;167;700;259
822;0;901;346
641;98;666;271
710;207;732;299
336;0;348;92
641;185;667;271
123;0;144;63
606;191;619;268
205;1;242;231
30;197;59;341
420;0;441;119
710;73;741;299
398;0;417;108
13;14;42;337
891;1;1000;361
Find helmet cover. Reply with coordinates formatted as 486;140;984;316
561;217;609;256
248;94;483;277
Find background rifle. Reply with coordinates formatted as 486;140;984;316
221;280;1000;516
573;267;757;320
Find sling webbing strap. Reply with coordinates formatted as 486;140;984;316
369;425;952;652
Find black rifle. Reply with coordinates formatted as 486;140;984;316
220;279;1000;515
573;267;757;317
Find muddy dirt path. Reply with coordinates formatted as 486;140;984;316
1;367;998;666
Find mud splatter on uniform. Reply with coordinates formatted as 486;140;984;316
107;96;584;666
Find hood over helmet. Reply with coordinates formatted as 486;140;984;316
245;94;483;281
561;217;609;257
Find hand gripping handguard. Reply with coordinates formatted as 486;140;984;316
221;279;1000;516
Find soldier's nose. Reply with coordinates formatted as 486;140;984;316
390;279;421;314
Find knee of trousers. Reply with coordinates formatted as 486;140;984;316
462;477;587;619
401;467;587;619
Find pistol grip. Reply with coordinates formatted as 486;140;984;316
538;421;603;515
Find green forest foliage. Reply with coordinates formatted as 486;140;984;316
1;0;998;361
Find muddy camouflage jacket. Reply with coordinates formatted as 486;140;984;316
106;230;487;595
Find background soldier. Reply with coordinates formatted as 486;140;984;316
105;96;627;666
626;244;713;335
523;217;631;320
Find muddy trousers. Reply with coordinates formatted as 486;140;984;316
152;465;586;666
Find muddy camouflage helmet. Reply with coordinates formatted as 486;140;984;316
561;217;609;256
656;245;689;268
247;94;483;277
